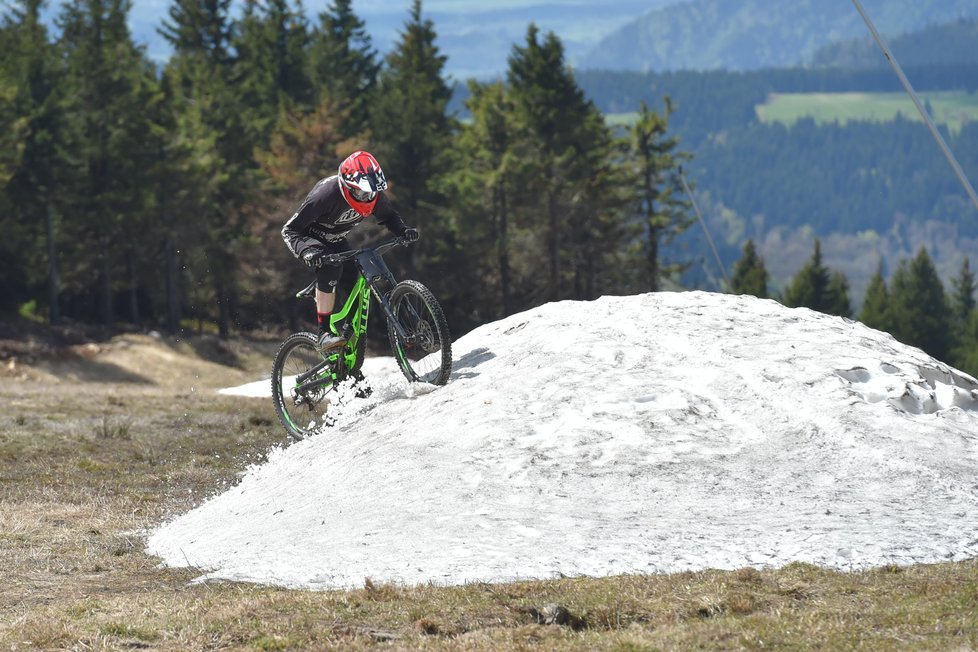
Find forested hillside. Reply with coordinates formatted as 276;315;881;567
575;63;978;145
572;64;978;295
583;0;978;72
0;0;689;340
811;18;978;69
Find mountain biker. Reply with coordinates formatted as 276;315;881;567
282;150;419;350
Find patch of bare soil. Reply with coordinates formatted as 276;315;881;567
1;322;280;390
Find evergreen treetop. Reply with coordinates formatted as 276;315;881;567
889;247;952;361
159;0;233;64
371;0;453;214
309;0;379;135
951;257;976;323
859;260;892;333
784;240;850;317
730;239;769;298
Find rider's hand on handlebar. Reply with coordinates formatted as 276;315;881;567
402;227;420;243
302;248;328;269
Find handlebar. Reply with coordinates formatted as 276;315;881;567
318;237;410;267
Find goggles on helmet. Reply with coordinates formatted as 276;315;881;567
348;182;377;203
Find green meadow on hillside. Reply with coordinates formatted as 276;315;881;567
603;91;978;132
756;91;978;132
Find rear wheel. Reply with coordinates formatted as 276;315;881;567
271;332;336;439
386;280;452;385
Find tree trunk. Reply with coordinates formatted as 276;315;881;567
644;165;660;292
495;184;512;317
99;243;112;325
648;222;660;292
547;186;560;302
164;237;181;334
127;249;140;325
573;256;583;299
229;281;240;333
216;272;231;340
46;202;61;325
586;252;596;300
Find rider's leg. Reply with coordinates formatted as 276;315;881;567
314;263;347;350
315;289;336;332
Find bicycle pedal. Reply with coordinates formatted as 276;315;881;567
317;333;348;351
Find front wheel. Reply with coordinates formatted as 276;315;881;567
271;332;335;439
386;280;452;386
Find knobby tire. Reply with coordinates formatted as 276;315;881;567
386;280;452;386
271;332;333;440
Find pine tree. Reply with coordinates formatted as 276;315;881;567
370;0;455;297
889;247;952;361
0;78;23;189
951;311;978;377
309;0;378;136
784;240;851;317
0;0;64;320
441;81;520;323
507;25;575;301
371;0;453;215
165;54;239;336
254;98;356;329
161;0;249;337
0;72;31;316
159;0;233;65
784;240;829;310
859;260;892;333
628;99;692;292
234;0;310;148
730;239;768;298
507;24;627;301
57;0;161;324
826;271;852;319
950;257;976;325
567;108;630;300
948;257;977;374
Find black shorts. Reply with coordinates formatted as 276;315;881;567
314;238;350;293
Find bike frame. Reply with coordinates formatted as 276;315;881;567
330;273;372;373
292;240;418;395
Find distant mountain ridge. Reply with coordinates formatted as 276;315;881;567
72;0;674;79
810;18;978;69
582;0;978;72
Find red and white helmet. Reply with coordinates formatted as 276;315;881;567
338;150;387;216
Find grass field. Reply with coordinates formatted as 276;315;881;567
2;332;978;650
756;91;978;132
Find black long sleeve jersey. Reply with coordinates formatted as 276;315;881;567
281;175;407;258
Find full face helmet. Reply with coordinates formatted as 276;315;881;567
338;151;388;216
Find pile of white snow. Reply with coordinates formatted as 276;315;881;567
148;291;978;590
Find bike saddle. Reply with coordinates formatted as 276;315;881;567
296;281;317;300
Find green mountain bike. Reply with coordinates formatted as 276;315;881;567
271;237;452;439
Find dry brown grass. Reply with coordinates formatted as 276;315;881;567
1;334;977;650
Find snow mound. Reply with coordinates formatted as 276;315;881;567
148;292;978;590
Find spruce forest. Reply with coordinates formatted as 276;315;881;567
2;0;977;377
0;0;687;338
